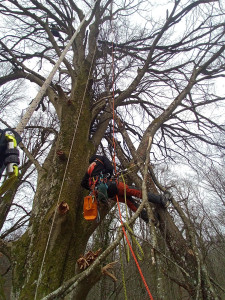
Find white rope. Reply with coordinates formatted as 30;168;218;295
16;4;95;136
34;35;98;300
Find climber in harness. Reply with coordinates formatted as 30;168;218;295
81;155;171;223
0;128;21;195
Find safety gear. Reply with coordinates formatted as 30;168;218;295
147;192;171;208
81;155;113;190
83;194;98;220
0;128;21;196
81;155;172;224
161;193;171;208
107;181;118;198
97;182;108;204
0;128;21;178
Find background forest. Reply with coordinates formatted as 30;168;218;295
0;0;224;299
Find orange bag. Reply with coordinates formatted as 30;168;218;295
83;195;98;220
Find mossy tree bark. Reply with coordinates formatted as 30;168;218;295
11;72;97;299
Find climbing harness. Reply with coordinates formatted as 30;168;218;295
83;155;111;221
96;180;108;203
83;172;108;222
84;174;100;222
0;128;21;196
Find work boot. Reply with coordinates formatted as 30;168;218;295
148;192;162;205
160;193;171;208
148;192;171;208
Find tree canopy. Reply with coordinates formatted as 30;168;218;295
0;0;225;299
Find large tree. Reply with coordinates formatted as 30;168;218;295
0;0;224;299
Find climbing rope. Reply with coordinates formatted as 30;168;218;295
119;242;128;300
116;195;154;300
121;173;130;222
34;7;98;300
121;173;144;262
34;48;97;298
110;3;153;299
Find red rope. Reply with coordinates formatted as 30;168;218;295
116;197;154;300
111;42;117;174
111;35;154;300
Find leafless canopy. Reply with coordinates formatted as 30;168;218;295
0;0;225;299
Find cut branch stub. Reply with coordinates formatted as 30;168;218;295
101;261;118;282
56;150;67;161
77;248;102;270
67;99;72;105
58;201;69;215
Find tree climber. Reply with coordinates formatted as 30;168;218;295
81;155;171;223
50;24;64;42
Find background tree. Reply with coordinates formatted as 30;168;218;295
0;0;224;299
